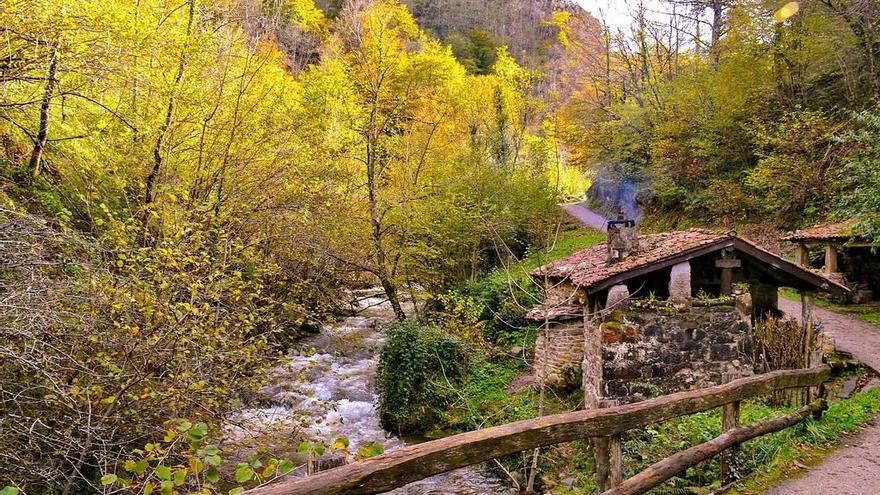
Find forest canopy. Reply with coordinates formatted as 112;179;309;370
554;0;880;233
0;0;579;492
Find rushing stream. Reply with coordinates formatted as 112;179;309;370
226;290;513;494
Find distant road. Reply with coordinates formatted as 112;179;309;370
561;202;607;231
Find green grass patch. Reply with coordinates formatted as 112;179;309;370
731;386;880;494
442;353;537;430
480;228;606;289
613;385;880;494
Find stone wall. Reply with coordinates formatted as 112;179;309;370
531;304;753;400
601;305;752;403
534;322;584;385
543;281;583;307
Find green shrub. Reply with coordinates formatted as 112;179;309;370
377;322;469;433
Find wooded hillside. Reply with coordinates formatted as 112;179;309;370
554;0;880;236
0;0;582;492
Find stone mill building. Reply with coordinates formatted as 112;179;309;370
527;219;848;408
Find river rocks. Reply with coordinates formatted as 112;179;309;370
299;317;323;334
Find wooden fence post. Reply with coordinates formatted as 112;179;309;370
610;433;623;488
606;399;622;488
801;292;815;405
594;436;611;492
594;399;622;491
719;373;740;484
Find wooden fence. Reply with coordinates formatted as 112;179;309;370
244;366;830;495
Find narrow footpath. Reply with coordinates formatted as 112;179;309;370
560;202;607;231
763;298;880;495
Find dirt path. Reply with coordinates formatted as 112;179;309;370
778;297;880;373
764;298;880;494
560;202;607;231
765;419;880;495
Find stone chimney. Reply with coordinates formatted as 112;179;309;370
607;211;639;263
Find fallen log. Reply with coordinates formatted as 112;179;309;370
244;366;828;495
600;401;825;495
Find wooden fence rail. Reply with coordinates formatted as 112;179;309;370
244;366;830;495
600;401;823;495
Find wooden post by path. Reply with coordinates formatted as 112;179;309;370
594;399;623;491
719;373;740;484
801;291;816;405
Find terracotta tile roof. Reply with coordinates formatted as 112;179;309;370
533;229;727;289
525;304;583;322
781;220;860;242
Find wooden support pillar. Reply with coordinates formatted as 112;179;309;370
750;283;779;317
716;257;741;297
794;244;808;267
719;373;741;484
824;244;838;275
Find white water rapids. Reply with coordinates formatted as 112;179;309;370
225;290;513;494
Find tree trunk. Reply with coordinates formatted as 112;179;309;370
143;0;194;216
29;47;58;179
709;0;725;66
366;138;405;321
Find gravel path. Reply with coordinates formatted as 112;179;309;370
763;297;880;494
560;202;607;231
765;419;880;495
778;297;880;373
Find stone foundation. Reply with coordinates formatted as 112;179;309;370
602;305;752;403
532;305;753;399
534;322;585;385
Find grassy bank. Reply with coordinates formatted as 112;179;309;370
538;376;880;494
731;385;880;494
